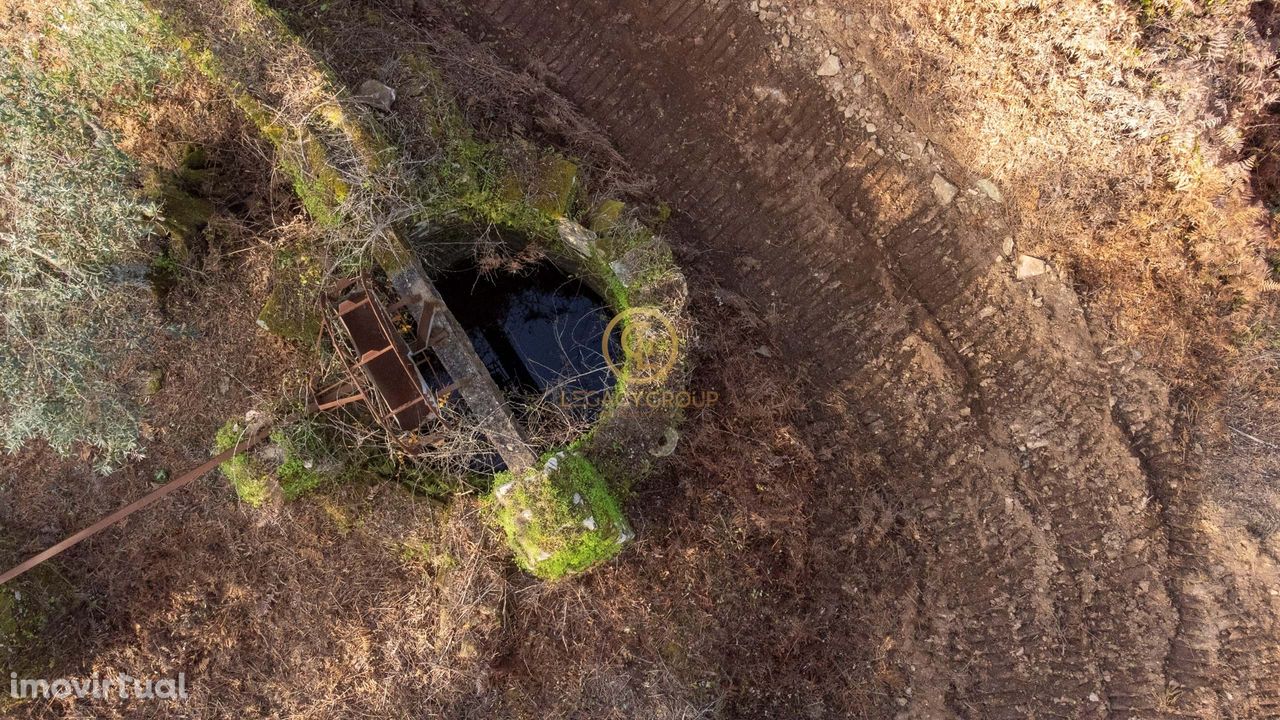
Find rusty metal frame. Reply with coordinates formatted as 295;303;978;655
320;274;444;443
0;274;461;587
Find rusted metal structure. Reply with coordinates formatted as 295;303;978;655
381;245;538;472
312;274;447;438
1;262;537;588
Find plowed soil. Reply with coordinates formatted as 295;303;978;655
404;0;1280;716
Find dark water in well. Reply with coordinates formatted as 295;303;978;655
432;261;621;418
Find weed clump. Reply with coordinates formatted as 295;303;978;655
491;451;632;580
216;415;381;505
269;419;346;500
256;246;324;347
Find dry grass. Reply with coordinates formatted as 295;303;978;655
14;0;1280;717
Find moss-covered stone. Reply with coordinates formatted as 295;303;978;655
144;367;166;397
144;147;215;264
491;450;632;580
157;188;214;258
256;288;321;346
256;248;323;346
589;199;626;234
291;132;351;227
525;153;579;217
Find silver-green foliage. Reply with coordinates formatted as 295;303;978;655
0;0;176;470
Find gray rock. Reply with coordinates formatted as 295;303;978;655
931;174;958;205
816;53;842;77
1015;254;1048;280
354;79;396;112
609;245;654;288
556;218;599;259
976;179;1003;203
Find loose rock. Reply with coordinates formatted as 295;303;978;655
976;178;1003;202
931;173;958;205
1015;254;1048;280
816;53;841;77
354;79;396;112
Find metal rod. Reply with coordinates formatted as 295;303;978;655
314;392;366;412
0;426;272;587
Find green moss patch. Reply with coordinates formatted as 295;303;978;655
589;199;626;234
269;419;347;500
491;451;632;580
256;247;324;346
214;420;273;506
145;147;215;263
525;153;579;217
216;416;393;506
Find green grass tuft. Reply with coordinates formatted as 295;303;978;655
269;419;339;500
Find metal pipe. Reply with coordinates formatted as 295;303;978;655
0;426;272;587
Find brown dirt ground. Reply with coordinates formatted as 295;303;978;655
6;0;1280;718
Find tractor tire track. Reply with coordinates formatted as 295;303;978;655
413;0;1280;715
